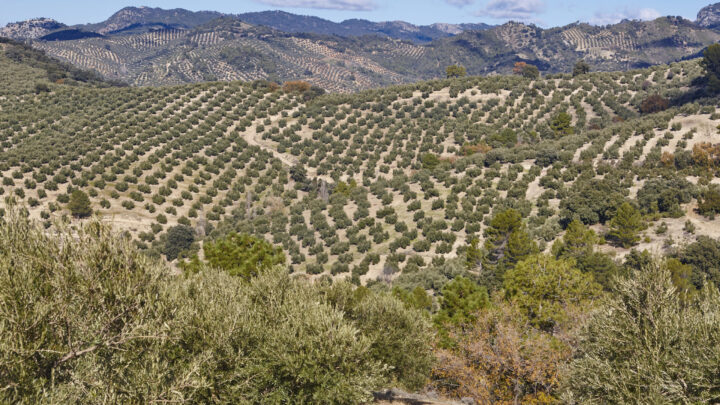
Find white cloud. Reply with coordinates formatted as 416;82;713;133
254;0;377;11
446;0;475;7
589;7;661;25
476;0;545;20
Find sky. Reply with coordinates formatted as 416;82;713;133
1;0;716;28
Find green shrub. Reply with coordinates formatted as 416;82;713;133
202;232;285;279
561;260;720;403
163;225;195;260
0;210;423;404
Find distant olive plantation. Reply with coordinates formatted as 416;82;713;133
3;39;720;403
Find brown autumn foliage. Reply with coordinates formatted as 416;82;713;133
692;142;720;168
640;94;669;114
660;151;675;167
512;62;528;75
439;156;457;164
462;142;493;156
430;300;586;404
283;80;312;93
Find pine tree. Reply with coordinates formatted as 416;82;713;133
67;189;92;218
204;232;286;279
506;228;539;264
483;208;523;265
482;209;538;289
701;43;720;94
608;202;643;248
552;219;598;260
504;254;600;330
561;260;720;403
550;111;574;136
572;59;590;76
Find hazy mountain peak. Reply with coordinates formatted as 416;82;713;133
697;2;720;28
88;6;224;34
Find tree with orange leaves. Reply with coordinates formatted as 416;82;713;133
430;301;576;404
282;80;311;93
660;151;675;167
513;62;539;79
430;255;599;403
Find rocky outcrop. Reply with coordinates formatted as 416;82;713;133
697;3;720;28
0;18;65;40
373;388;472;404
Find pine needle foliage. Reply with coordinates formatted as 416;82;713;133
561;260;720;404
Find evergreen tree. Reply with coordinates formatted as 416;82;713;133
67;189;92;218
550;111;574;136
434;276;489;347
701;43;720;94
482;209;538;289
505;228;539;263
391;286;432;311
204;232;286;279
465;237;483;270
608;202;643;248
572;59;590;76
504;254;600;330
697;185;720;218
553;219;597;260
164;225;195;261
445;64;466;78
434;276;489;327
561;260;720;403
553;219;620;289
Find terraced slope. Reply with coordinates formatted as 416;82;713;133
0;38;121;95
26;15;720;92
32;20;414;92
3;39;720;283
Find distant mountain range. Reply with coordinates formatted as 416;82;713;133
0;6;491;43
2;4;720;92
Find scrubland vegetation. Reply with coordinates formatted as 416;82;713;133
3;40;720;403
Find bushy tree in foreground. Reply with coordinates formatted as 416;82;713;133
432;302;573;404
432;254;599;403
561;260;720;404
324;283;435;391
0;209;432;404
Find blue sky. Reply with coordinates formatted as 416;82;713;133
1;0;715;28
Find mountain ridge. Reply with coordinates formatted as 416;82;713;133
3;5;720;92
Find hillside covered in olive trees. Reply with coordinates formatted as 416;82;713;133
5;4;720;91
3;32;720;404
